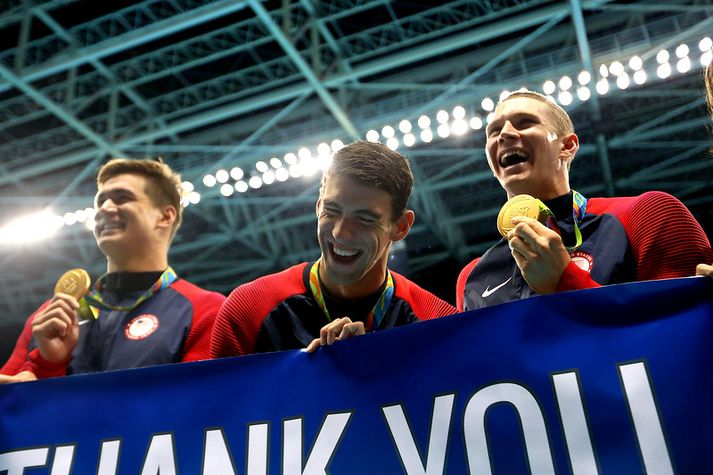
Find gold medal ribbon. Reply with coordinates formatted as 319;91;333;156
79;267;178;320
308;260;394;331
498;191;588;251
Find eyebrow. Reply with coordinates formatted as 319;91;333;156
94;188;137;204
322;199;382;219
486;112;540;134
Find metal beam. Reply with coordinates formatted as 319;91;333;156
248;0;359;139
0;64;123;158
0;1;250;94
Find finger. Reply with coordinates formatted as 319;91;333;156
33;317;70;339
53;293;80;310
319;319;342;346
511;246;528;270
319;325;331;346
508;236;536;260
511;215;547;231
338;322;365;340
16;371;37;382
327;324;340;345
338;324;356;340
34;308;75;335
34;300;78;327
328;317;353;344
304;338;321;353
511;222;542;247
696;263;713;277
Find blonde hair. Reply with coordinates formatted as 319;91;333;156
498;89;575;136
706;62;713;121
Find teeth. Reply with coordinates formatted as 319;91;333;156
499;150;529;167
333;246;358;257
99;223;123;233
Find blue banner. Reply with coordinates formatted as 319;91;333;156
1;277;712;474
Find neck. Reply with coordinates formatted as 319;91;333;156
107;253;168;273
319;257;389;301
508;184;570;201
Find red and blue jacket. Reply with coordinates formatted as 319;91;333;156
457;191;713;311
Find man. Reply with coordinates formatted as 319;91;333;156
0;158;225;382
210;141;456;357
457;90;713;311
697;61;713;278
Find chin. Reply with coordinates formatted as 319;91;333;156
326;260;366;285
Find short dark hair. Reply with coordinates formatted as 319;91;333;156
322;141;413;219
499;89;575;136
97;158;183;238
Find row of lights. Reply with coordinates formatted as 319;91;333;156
543;38;713;105
4;39;711;244
365;106;485;149
199;140;342;197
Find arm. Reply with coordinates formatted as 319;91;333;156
180;289;226;363
559;192;713;291
24;294;81;379
1;311;37;375
0;311;41;383
622;192;713;281
210;284;264;358
456;258;480;312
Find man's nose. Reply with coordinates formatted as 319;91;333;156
498;121;519;141
332;218;355;240
96;199;117;214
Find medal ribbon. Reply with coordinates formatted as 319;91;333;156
308;260;394;331
535;190;588;251
78;267;178;320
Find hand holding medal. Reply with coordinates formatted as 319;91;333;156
496;194;548;237
30;269;92;364
497;194;572;294
54;268;94;320
54;268;90;300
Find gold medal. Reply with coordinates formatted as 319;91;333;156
54;268;91;301
496;194;545;237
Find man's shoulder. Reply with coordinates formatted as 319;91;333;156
587;191;678;216
228;262;308;303
169;278;226;304
390;270;456;317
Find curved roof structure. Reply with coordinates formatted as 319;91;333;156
0;0;711;352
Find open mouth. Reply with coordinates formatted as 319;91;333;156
97;222;124;236
329;243;362;263
499;150;529;168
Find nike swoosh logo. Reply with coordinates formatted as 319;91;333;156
482;277;512;298
78;319;91;326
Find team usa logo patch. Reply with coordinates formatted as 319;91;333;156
570;251;594;273
125;314;160;340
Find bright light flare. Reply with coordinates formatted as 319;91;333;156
0;210;64;245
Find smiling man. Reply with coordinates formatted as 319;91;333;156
696;61;713;279
210;141;455;357
457;90;713;311
0;158;225;381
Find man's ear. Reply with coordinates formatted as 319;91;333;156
158;205;177;229
315;198;321;217
560;132;579;162
391;210;415;242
